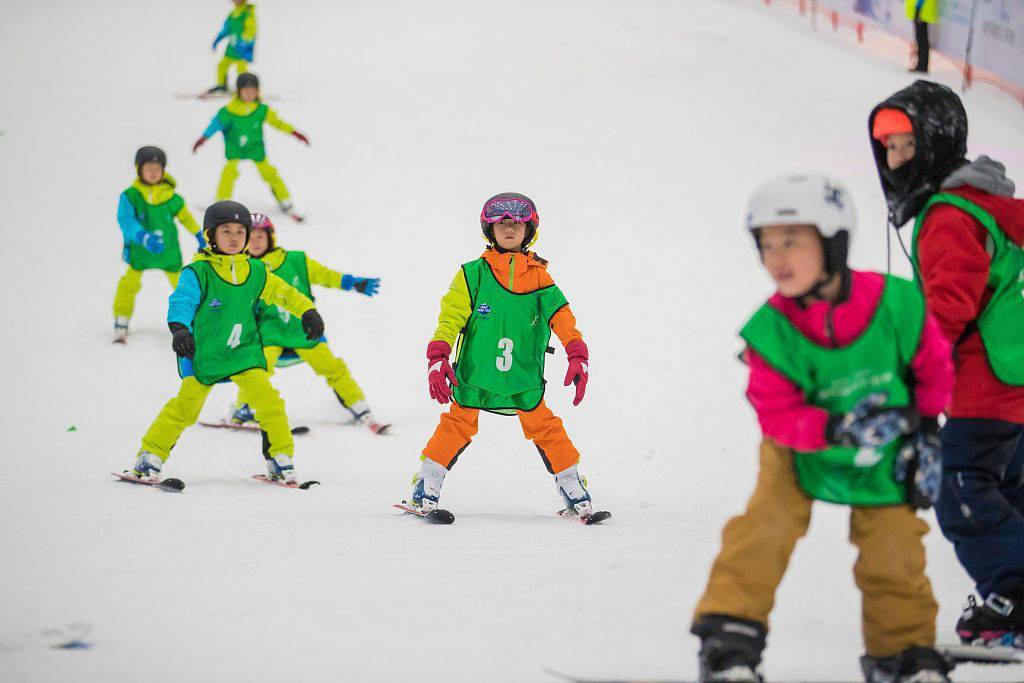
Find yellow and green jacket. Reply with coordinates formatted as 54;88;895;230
167;250;314;331
214;3;257;61
117;174;202;270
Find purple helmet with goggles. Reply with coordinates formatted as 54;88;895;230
479;192;540;250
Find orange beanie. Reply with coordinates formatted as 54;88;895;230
872;108;914;144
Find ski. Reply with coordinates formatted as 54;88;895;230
368;422;391;435
175;91;280;102
112;471;185;492
251;474;319;490
0;622;93;652
394;501;455;525
557;508;612;525
199;420;310;435
542;645;1020;683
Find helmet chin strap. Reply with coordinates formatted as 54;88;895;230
793;266;850;306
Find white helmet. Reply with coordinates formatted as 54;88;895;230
746;173;856;275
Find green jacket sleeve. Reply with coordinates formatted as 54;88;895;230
305;255;345;289
431;270;471;346
261;272;314;318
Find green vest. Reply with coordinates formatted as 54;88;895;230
218;103;268;161
255;250;317;349
912;193;1024;386
740;275;925;505
224;5;254;59
453;258;568;414
182;259;269;385
124;186;185;272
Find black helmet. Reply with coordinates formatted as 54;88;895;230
203;200;253;251
236;72;260;91
134;146;166;173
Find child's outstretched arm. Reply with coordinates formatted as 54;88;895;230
212;18;230;51
262;272;322;340
174;205;206;251
424;272;472;404
193;115;227;153
266;108;310;146
306;256;380;296
118;192;164;254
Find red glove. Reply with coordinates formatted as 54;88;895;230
563;339;589;406
192;136;208;153
426;340;458;405
292;131;310;145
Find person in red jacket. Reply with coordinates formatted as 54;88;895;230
870;80;1024;648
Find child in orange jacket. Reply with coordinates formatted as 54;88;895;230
406;193;599;520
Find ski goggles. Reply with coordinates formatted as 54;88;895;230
480;197;537;224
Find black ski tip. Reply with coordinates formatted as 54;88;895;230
584;510;612;525
159;478;186;492
423;509;455;525
298;480;320;490
291;426;311;435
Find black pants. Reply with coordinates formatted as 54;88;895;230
913;10;930;72
935;418;1024;598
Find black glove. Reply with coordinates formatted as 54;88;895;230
895;417;942;510
301;309;324;341
825;393;919;448
168;322;196;359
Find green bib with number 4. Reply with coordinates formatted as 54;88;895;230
453;258;568;413
183;258;268;385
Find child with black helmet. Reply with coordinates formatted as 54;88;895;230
124;200;325;486
113;146;204;343
207;0;256;96
193;73;310;221
402;192;601;522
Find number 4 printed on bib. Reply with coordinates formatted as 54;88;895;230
496;338;514;372
227;323;243;349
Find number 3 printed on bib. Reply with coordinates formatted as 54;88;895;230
496;337;514;372
227;323;243;349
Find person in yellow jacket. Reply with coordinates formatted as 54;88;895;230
114;146;204;343
908;0;937;73
230;212;389;434
126;201;325;486
207;0;257;96
193;73;310;220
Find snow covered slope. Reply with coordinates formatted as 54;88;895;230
1;1;1023;681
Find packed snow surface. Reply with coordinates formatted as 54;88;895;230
2;1;1023;681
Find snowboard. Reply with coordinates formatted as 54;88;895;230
111;471;185;492
200;420;310;435
393;501;455;525
251;474;319;490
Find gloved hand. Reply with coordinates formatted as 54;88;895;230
301;309;325;341
563;339;589;406
140;232;165;254
341;274;380;297
194;231;207;251
292;131;310;146
895;417;942;509
192;136;208;154
826;393;918;448
169;322;195;359
426;340;457;404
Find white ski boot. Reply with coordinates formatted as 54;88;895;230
347;400;390;435
410;458;446;512
113;317;129;344
555;464;593;518
130;451;163;481
265;454;298;485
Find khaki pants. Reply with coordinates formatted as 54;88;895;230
693;439;937;657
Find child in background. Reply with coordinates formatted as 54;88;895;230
690;174;953;683
193;73;309;221
113;146;204;343
231;212;389;434
407;193;597;520
208;0;256;96
127;201;324;485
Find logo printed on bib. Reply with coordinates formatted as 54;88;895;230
476;303;491;318
209;298;222;308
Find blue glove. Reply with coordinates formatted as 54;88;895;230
895;418;942;509
194;231;207;251
826;393;918;449
139;232;165;254
341;274;380;297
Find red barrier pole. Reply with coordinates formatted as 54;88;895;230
856;22;864;43
831;10;839;32
799;0;806;16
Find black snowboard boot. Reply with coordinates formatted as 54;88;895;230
691;614;766;683
957;593;1024;649
860;646;950;683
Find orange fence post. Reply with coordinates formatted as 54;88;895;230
831;10;839;32
856;22;864;43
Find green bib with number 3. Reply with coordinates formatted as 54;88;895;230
453;258;568;413
255;250;317;349
183;258;268;385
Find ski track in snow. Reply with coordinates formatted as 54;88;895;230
1;1;1023;681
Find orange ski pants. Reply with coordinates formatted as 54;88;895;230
693;438;937;658
423;399;580;474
